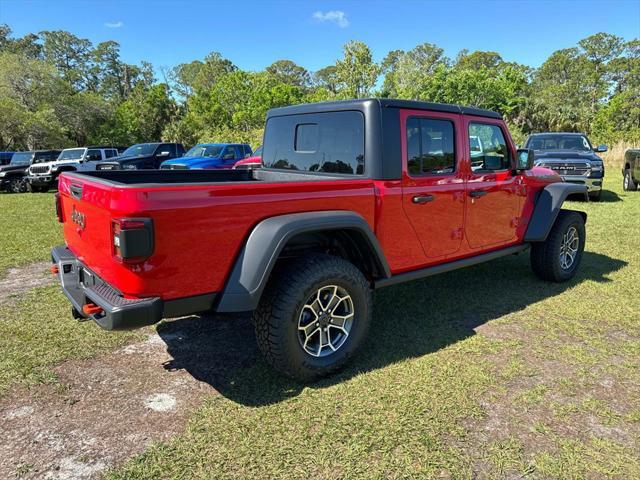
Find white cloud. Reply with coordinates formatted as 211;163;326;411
105;21;124;28
313;10;349;28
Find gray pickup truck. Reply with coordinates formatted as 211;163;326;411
623;149;640;191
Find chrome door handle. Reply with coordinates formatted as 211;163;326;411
412;195;435;204
469;190;488;198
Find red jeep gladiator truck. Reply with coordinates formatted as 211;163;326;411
51;99;588;380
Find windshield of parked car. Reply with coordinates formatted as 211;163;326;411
121;144;157;157
526;135;592;151
184;145;224;158
58;148;85;161
9;152;33;165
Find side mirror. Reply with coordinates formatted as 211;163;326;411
594;144;608;153
516;149;535;170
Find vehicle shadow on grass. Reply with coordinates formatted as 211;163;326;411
158;250;626;407
568;189;622;203
598;189;623;202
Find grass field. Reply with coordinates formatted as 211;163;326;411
0;192;62;277
1;176;638;479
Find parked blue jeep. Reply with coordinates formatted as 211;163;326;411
160;143;252;170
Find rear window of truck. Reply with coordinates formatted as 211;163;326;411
262;111;365;175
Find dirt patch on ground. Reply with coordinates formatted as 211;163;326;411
0;313;257;479
0;262;54;305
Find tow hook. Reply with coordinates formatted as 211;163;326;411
82;303;103;316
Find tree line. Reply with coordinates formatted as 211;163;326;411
0;24;637;151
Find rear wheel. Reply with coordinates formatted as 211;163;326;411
623;169;637;191
531;210;585;282
253;254;372;381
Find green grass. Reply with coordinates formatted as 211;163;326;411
107;177;640;479
0;191;63;277
0;285;144;396
1;179;638;478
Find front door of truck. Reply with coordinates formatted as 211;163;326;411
463;119;521;248
401;110;465;259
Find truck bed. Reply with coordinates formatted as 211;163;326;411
57;169;376;301
75;168;350;186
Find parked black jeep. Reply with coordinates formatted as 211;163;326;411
623;149;640;191
524;133;607;201
0;150;61;193
95;143;185;171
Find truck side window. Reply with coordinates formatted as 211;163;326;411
468;123;511;171
263;111;364;175
222;147;236;160
86;149;102;161
406;117;455;175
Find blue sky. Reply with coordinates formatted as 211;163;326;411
1;0;639;74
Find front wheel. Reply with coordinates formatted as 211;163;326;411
530;210;586;282
8;177;27;193
253;254;372;381
623;169;637;191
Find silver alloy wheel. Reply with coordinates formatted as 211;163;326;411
624;171;631;190
297;285;354;358
559;226;579;270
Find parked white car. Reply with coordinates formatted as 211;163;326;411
27;146;120;192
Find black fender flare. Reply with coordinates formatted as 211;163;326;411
216;210;390;312
524;183;588;242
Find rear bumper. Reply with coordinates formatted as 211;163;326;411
51;246;217;331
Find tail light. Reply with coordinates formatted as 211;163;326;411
112;218;154;263
55;193;64;223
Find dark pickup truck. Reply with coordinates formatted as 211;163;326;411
51;99;588;380
96;142;185;171
623;149;640;191
524;132;607;201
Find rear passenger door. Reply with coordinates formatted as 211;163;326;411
463;118;521;248
401;110;465;259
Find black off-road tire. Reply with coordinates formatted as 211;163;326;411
623;169;637;191
253;254;372;382
530;210;585;282
588;189;602;201
8;177;26;194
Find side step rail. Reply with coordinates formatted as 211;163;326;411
374;244;529;289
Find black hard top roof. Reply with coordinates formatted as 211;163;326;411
267;98;502;119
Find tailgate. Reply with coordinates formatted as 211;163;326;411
58;173;127;292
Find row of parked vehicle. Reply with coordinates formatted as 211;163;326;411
0;142;264;193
